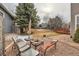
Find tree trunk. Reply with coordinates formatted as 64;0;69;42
20;28;24;34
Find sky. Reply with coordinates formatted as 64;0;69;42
3;3;71;24
34;3;71;24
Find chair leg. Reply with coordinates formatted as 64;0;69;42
43;49;47;56
54;42;57;49
44;52;46;56
36;53;40;56
55;44;56;49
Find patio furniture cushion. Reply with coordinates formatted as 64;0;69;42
21;48;39;56
20;45;30;52
17;41;27;48
17;35;32;42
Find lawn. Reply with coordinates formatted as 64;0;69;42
31;29;60;38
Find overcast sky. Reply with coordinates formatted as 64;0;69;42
3;3;71;24
34;3;71;24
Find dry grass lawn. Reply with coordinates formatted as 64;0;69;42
31;29;59;39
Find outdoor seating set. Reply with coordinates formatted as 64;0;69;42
12;35;58;56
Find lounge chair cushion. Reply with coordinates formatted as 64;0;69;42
20;45;30;52
21;48;39;56
17;41;27;48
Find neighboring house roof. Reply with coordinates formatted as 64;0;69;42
39;23;48;28
0;3;15;19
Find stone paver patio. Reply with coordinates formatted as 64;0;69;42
46;41;79;56
46;34;79;56
4;33;79;56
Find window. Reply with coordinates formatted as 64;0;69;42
75;14;79;31
77;16;79;28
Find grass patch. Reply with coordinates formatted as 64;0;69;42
31;29;60;37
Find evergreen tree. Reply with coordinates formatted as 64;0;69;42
16;3;39;33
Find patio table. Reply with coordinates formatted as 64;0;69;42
31;40;43;50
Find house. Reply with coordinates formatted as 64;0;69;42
0;3;78;38
70;3;79;38
38;23;48;29
0;3;15;33
0;3;16;55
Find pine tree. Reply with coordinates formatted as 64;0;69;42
16;3;39;33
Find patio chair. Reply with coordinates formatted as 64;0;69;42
12;37;39;56
37;40;58;56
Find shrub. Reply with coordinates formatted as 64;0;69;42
73;28;79;43
54;28;70;34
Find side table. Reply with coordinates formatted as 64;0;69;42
31;40;43;50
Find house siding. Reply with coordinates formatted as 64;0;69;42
71;3;79;37
3;11;13;33
0;8;14;33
